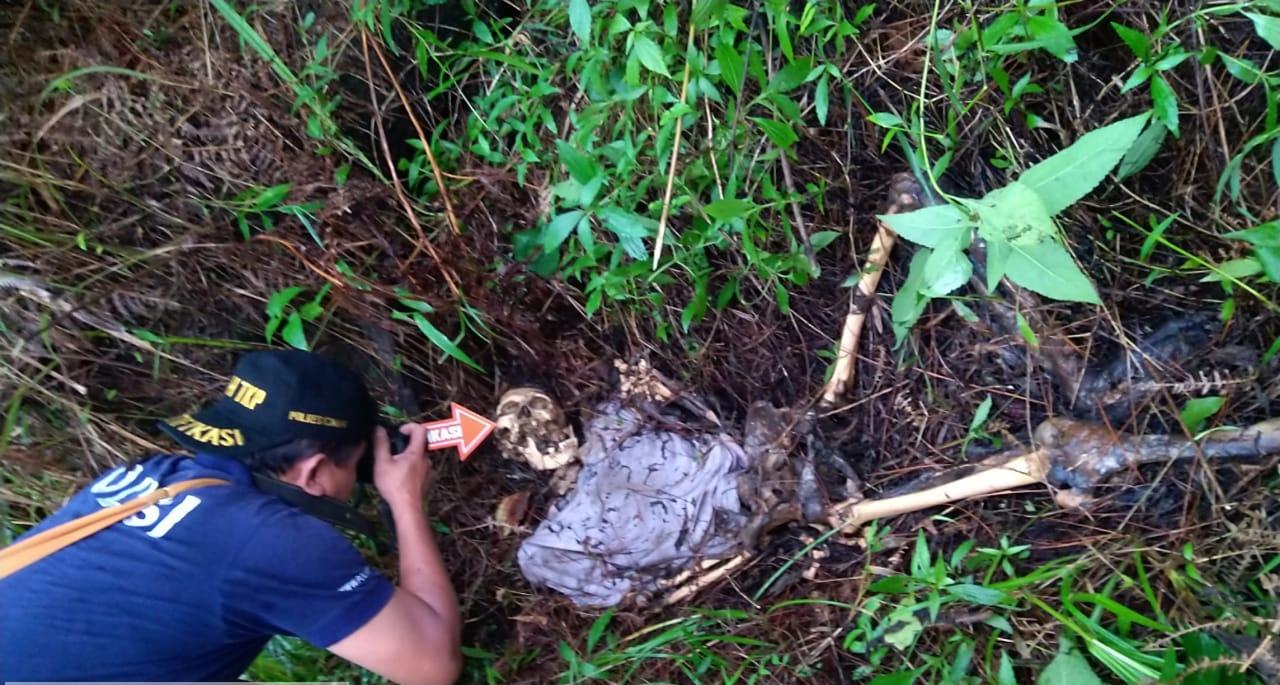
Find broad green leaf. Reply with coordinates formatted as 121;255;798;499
815;73;830;125
1220;53;1262;84
598;206;653;260
868;668;924;685
948;583;1006;605
557;140;598;184
969;181;1057;246
704;197;756;220
631;36;671;77
1018;113;1150;215
265;286;304;319
986;238;1011;292
715;42;744;95
253;183;291;210
752;117;798;148
774;281;790;313
569;0;591;44
692;0;728;28
1181;397;1225;433
879;204;973;248
1026;15;1078;62
1150;75;1179;136
769;58;814;93
1016;311;1039;346
1038;639;1103;685
1224;221;1280;247
1244;11;1280;50
1111;22;1149;60
281;312;308;350
1200;257;1262;282
542;210;586;252
867;111;904;128
1154;51;1192;71
883;615;923;651
891;249;933;344
921;234;972;297
1117;122;1168;180
997;652;1017;685
968;396;993;434
1005;241;1101;304
1121;64;1153;93
810;230;842;252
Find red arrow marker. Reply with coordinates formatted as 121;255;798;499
424;403;495;460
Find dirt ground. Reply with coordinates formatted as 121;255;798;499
3;1;1280;682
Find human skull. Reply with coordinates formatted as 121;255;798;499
494;387;578;470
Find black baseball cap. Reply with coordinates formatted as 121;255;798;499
159;350;376;459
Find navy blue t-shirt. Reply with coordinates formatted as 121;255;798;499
0;453;395;681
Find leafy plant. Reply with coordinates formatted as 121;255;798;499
882;113;1151;343
264;285;329;350
226;184;324;245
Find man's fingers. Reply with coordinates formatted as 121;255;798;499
399;422;429;457
372;425;391;460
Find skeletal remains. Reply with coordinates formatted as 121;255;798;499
496;173;1278;607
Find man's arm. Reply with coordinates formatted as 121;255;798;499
328;424;462;685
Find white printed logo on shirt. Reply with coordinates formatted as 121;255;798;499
338;566;373;592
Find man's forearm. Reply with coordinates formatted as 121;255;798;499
391;499;461;643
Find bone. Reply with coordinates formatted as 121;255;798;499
828;416;1280;529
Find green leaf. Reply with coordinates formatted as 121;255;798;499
1018;113;1150;215
586;608;613;653
542;210;586;252
815;73;830;125
1150;75;1179;136
774;281;791;313
810;230;842;252
998;652;1017;685
1038;638;1103;685
1154;51;1192;71
598;206;654;260
1224;220;1280;248
948;583;1006;605
265;286;303;319
692;0;728;28
769;58;813;93
869;668;924;685
715;42;744;95
970;181;1057;246
1200;257;1262;282
394;311;485;372
704;198;756;221
569;0;591;44
968;396;993;434
1180;397;1225;433
253;183;291;210
883;615;923;651
1117;122;1168;180
1121;64;1153;93
1111;22;1149;60
891;249;933;344
867;111;904;128
281;312;308;350
752;117;798;148
557;140;598;185
986;238;1011;291
1005;241;1101;304
1244;11;1280;50
1015;311;1039;346
1026;15;1079;62
1220;53;1262;84
879;204;973;248
631;36;671;78
921;234;972;297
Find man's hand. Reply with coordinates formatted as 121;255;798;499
372;423;432;510
332;421;461;685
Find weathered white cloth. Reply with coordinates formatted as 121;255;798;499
517;402;751;606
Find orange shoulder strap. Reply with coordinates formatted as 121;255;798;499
0;477;229;580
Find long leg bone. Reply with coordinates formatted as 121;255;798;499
829;417;1280;530
820;173;924;407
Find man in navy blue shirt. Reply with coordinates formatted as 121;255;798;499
0;351;462;684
